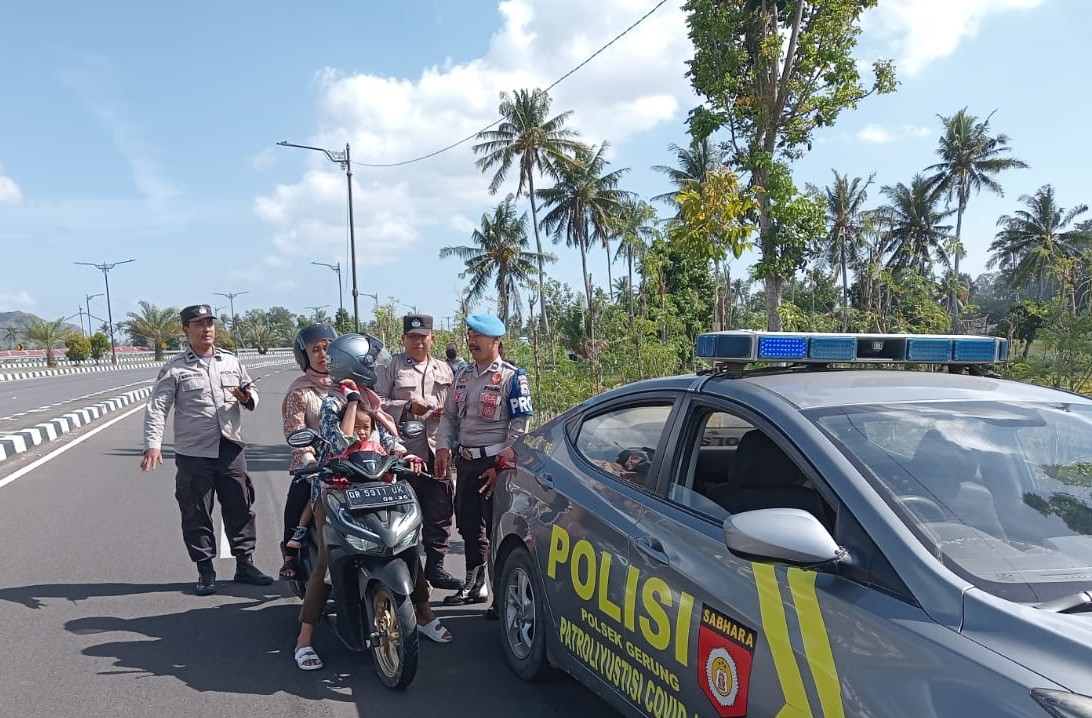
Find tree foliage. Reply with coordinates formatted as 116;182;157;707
685;0;896;329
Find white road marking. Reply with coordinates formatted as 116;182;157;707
219;520;231;559
0;403;145;490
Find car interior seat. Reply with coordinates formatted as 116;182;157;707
708;429;831;527
906;429;1006;538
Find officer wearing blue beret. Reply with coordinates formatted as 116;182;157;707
436;314;533;613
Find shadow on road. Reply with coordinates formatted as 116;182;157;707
0;580;609;715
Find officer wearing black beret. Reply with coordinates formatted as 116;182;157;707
141;303;274;595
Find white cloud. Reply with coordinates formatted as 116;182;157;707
0;161;22;204
857;124;932;143
0;291;35;308
58;55;180;209
862;0;1046;76
255;0;693;274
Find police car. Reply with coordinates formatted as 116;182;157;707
492;330;1092;718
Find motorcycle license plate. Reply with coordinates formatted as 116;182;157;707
344;483;413;509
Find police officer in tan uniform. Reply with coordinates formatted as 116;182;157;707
140;304;274;595
374;314;460;590
436;314;532;610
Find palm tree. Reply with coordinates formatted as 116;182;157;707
123;301;181;361
3;326;18;350
925;108;1028;330
473;88;584;335
651;137;724;210
988;185;1091;302
874;174;954;277
613;198;659;320
242;320;273;354
23;317;75;367
812;170;873;330
538;143;631;350
439;196;552;328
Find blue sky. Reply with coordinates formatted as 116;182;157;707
0;0;1084;333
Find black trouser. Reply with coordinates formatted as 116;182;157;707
454;455;494;571
407;449;455;564
174;438;256;563
282;477;311;551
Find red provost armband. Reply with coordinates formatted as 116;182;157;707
494;454;517;472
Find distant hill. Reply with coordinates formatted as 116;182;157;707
0;311;86;346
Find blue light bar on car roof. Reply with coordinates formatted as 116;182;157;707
694;331;1008;365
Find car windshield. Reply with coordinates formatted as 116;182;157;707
811;400;1092;603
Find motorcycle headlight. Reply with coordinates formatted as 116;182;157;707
344;533;381;552
396;527;421;551
1033;689;1092;718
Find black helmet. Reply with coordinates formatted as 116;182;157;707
293;323;337;372
326;332;391;388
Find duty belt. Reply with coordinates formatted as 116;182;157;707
459;443;506;461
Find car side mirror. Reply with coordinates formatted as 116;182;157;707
723;508;844;567
287;428;322;448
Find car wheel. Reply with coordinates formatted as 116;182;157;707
498;546;556;681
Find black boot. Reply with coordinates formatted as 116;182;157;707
425;554;462;590
196;559;217;596
234;554;274;585
443;566;489;605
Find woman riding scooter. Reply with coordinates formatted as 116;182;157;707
291;332;452;671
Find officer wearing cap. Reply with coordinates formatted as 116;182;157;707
436;313;533;611
140;303;274;595
373;314;459;590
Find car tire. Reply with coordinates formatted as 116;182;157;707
498;546;556;682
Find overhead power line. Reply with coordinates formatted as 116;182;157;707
355;0;669;169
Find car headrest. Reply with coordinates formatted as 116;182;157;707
732;430;809;489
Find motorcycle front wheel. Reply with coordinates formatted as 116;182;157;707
369;585;418;689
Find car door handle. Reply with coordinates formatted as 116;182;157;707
534;472;554;490
632;536;670;565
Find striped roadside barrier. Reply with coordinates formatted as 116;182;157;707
0;386;153;463
0;356;295;463
0;352;294;383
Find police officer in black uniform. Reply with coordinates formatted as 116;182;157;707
141;304;274;595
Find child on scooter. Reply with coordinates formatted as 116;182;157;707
286;403;403;549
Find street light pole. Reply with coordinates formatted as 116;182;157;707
75;260;135;365
213;291;249;348
84;293;103;338
278;140;360;332
311;261;344;321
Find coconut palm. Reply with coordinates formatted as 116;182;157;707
440;196;553;328
538;143;632;347
23;317;76;367
242;320;273;354
925;108;1028;329
651;137;724;210
988;185;1091;301
812;170;873;330
613;198;659;320
123;301;182;361
473;88;584;334
874;174;954;277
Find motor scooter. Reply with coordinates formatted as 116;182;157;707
286;421;427;688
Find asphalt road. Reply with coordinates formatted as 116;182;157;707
0;357;293;431
0;368;611;718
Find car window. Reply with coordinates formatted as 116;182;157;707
573;403;672;489
668;407;833;528
813;401;1092;603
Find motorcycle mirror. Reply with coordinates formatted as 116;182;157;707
400;420;426;440
287;428;321;448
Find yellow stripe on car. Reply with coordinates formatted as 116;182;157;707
754;563;813;717
788;568;845;718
